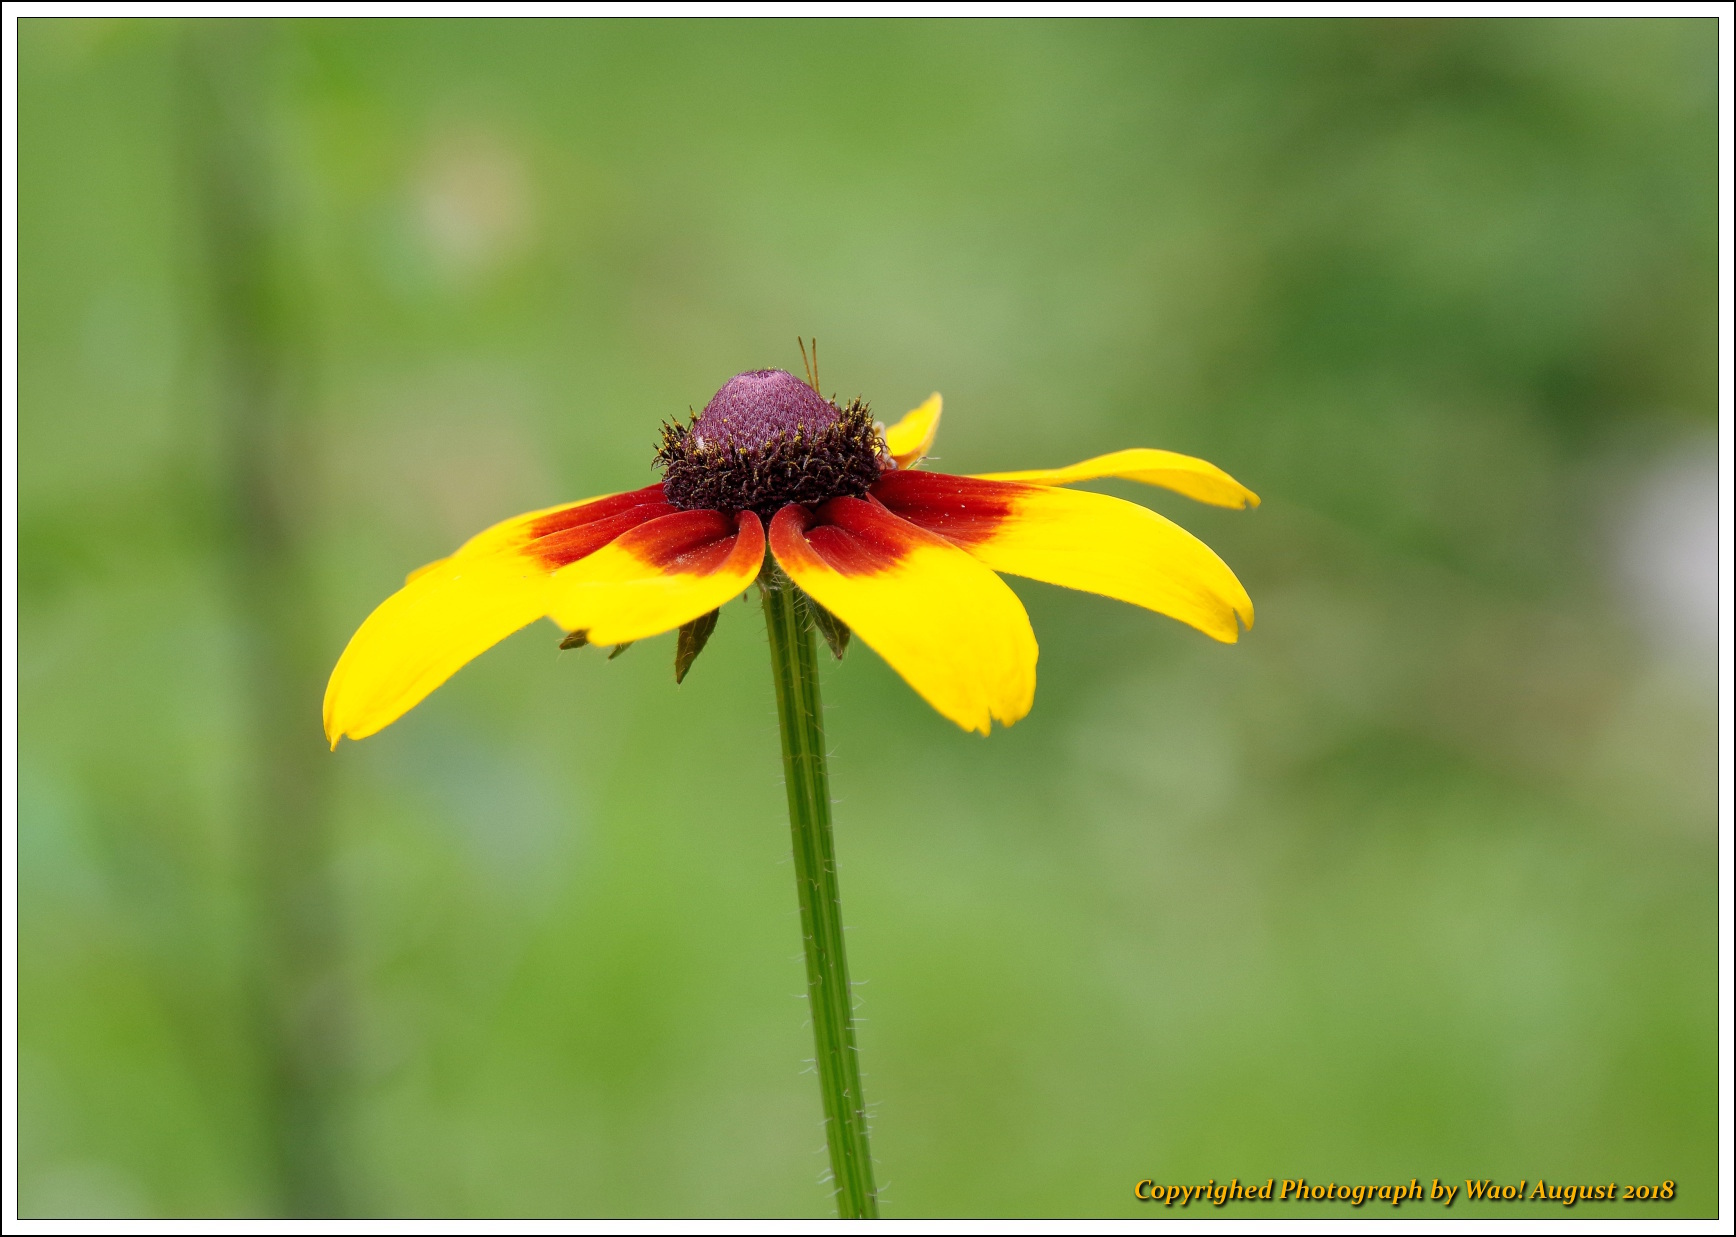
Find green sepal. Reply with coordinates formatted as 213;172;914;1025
608;641;634;659
674;609;720;684
803;594;851;660
558;629;590;650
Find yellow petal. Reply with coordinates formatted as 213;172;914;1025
874;470;1253;643
324;554;553;746
324;486;671;745
882;392;943;468
403;496;601;585
768;498;1035;735
975;447;1259;509
549;509;764;644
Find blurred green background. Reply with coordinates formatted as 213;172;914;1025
18;16;1718;1218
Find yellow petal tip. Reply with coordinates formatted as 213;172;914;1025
974;448;1259;510
884;393;943;468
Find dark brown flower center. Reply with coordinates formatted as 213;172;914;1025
657;370;888;522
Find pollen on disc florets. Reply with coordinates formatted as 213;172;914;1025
657;369;890;523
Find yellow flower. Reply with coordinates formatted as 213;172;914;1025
324;369;1256;744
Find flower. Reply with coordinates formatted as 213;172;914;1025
324;369;1256;744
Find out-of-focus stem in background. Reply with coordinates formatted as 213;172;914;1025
181;21;350;1217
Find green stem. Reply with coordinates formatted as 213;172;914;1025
761;562;879;1219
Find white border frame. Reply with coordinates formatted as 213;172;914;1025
1;4;1728;1233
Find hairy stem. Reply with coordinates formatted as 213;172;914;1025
761;563;878;1219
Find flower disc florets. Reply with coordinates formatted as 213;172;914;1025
657;369;889;522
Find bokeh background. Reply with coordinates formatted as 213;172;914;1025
18;17;1719;1218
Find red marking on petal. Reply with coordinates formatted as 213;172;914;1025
527;484;668;539
526;485;672;569
771;497;931;578
869;471;1025;549
610;508;761;575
